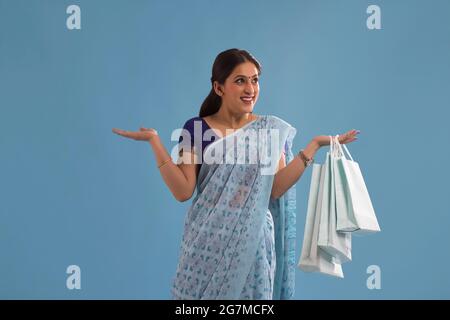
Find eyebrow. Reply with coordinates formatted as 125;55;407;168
234;74;259;79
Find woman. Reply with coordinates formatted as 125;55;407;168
112;49;359;299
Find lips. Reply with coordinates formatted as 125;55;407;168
240;96;254;102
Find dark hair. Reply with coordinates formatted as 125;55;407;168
199;49;262;117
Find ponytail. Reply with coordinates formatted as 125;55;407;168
199;88;221;117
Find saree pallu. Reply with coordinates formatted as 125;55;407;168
172;115;297;300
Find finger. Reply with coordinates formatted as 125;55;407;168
341;132;351;139
113;129;135;139
346;130;359;138
112;128;126;135
114;129;128;136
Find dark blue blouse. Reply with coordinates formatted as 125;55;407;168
178;117;220;164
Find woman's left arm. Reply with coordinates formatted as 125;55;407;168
270;139;319;199
270;129;359;199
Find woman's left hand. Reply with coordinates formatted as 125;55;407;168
313;129;360;147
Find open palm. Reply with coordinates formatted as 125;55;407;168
314;129;360;147
112;127;158;142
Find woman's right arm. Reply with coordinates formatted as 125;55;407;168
149;135;198;202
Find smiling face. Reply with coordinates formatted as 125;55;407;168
213;61;260;115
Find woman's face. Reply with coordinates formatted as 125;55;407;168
214;61;260;115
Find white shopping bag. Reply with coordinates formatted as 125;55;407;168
317;149;352;263
333;136;381;234
298;163;344;278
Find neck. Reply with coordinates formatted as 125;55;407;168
213;107;252;129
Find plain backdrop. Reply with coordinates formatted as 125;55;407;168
1;0;449;299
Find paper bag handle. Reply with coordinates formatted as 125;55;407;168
333;135;354;161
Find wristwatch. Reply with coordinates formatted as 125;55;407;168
298;149;314;167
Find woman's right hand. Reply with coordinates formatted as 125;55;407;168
313;129;360;147
112;127;158;142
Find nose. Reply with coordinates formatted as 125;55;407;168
244;82;255;95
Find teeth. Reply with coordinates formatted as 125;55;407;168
241;97;253;101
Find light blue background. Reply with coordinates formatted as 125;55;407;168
1;0;449;299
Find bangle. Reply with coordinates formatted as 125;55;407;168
298;149;314;167
157;158;171;169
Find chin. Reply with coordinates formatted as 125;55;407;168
234;101;256;114
241;107;254;114
243;103;255;111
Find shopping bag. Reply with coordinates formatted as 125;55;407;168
333;136;381;234
317;148;352;263
298;163;344;278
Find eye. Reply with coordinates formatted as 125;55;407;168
235;78;259;84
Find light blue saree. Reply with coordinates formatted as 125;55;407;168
172;115;297;300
